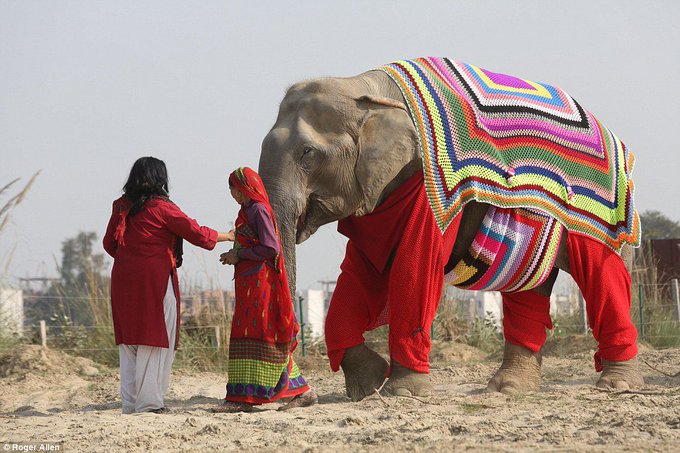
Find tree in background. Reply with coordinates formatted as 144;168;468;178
59;231;107;290
24;231;110;328
47;231;110;326
639;210;680;240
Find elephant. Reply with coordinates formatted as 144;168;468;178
257;57;644;399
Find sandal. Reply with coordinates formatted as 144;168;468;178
149;406;171;414
278;389;318;411
210;400;254;413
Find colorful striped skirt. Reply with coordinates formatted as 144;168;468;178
225;263;309;404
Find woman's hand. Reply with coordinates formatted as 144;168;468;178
216;229;236;242
219;249;239;265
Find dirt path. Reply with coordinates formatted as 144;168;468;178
1;343;679;452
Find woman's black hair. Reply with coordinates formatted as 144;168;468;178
123;156;170;216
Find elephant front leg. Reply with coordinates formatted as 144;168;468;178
340;344;389;401
383;361;433;397
324;240;393;401
382;328;437;398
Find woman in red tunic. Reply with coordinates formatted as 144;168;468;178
103;156;230;414
211;167;317;412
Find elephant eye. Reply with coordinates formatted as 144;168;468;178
300;146;318;163
300;146;320;172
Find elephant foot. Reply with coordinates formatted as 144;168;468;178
383;361;433;397
596;357;644;390
487;342;542;394
340;344;389;402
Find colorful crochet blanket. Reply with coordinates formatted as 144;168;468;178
444;206;563;292
380;57;640;252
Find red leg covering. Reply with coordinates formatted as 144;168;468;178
325;172;460;374
567;232;638;371
325;241;389;372
386;186;459;374
502;290;553;353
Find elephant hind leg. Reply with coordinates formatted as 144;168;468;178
565;232;642;388
487;276;557;394
502;276;556;353
487;342;542;394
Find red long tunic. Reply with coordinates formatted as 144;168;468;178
103;196;218;349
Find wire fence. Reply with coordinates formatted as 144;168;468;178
2;279;680;363
0;324;226;352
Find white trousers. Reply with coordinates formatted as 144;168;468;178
119;276;177;414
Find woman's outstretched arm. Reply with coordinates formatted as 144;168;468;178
217;229;235;242
163;201;230;249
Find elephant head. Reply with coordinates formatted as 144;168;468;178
258;70;421;296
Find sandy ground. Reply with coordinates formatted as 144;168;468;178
0;340;679;452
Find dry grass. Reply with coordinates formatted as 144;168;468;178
0;173;40;355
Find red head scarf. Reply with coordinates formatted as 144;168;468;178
228;167;277;231
229;167;271;209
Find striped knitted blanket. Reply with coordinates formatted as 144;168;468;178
444;206;563;292
380;57;640;252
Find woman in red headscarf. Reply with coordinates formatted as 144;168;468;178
212;167;317;412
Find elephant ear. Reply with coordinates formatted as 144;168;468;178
354;95;419;213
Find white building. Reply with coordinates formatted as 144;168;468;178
0;288;24;336
295;289;326;338
446;282;579;325
445;286;503;326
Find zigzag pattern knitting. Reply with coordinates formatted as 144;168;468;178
380;57;640;252
445;206;563;292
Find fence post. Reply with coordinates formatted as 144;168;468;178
672;279;680;324
214;326;221;349
578;292;587;334
298;296;306;357
39;320;47;348
638;285;645;340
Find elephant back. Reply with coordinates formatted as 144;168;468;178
380;57;639;253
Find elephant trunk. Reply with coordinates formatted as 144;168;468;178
277;210;298;301
259;173;301;301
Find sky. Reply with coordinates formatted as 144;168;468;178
1;0;679;292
